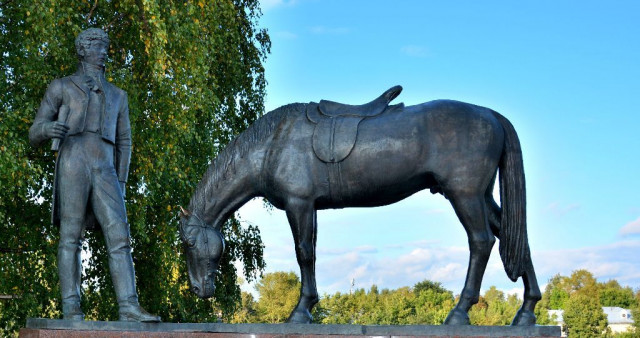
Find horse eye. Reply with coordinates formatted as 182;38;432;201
187;238;196;248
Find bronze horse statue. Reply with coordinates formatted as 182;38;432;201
179;86;541;325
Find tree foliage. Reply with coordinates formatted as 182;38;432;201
563;293;608;337
315;283;456;325
226;269;640;334
253;271;301;323
632;305;640;333
1;0;269;334
467;286;522;326
230;290;258;324
234;277;456;325
535;270;639;334
599;280;637;308
538;270;638;311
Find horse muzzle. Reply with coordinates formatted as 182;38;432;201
191;279;215;299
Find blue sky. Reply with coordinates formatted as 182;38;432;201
236;0;640;297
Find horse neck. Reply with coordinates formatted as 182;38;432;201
190;154;260;227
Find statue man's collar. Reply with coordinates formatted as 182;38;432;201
74;62;106;93
75;62;106;79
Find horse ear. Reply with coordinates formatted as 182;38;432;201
179;206;191;217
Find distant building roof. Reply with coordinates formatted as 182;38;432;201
548;307;634;325
603;307;634;325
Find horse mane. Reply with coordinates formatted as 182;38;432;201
188;103;306;216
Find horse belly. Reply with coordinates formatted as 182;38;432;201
318;113;432;209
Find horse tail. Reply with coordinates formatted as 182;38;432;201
493;111;529;282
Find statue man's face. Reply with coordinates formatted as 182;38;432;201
81;39;108;67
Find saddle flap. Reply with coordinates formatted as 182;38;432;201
306;102;322;123
318;85;403;118
312;116;362;163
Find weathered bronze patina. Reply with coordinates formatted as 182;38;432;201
29;28;160;322
179;86;541;326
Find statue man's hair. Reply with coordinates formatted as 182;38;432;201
75;28;109;59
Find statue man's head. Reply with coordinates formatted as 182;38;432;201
75;28;110;67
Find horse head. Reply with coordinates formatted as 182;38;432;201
179;206;225;299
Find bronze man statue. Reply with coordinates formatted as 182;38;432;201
29;28;160;322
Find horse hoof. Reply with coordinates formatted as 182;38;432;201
287;309;312;324
511;309;536;326
444;308;470;325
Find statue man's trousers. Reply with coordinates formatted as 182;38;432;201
56;133;138;314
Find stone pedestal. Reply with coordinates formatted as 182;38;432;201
21;318;561;337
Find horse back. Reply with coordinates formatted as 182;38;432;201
320;100;505;207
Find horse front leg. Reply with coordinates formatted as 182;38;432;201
444;194;495;325
285;199;318;324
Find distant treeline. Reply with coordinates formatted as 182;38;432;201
232;270;640;336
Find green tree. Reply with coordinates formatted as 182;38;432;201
566;269;599;297
535;274;562;324
1;0;269;334
413;280;449;295
599;280;637;308
414;287;455;324
563;293;608;337
317;280;454;325
230;291;258;323
469;286;520;326
549;288;570;309
253;271;301;323
632;306;640;333
536;271;638;329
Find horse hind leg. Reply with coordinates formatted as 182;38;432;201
284;199;319;324
484;178;541;326
511;253;541;325
485;173;501;238
444;192;495;325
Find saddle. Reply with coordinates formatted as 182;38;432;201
306;85;404;163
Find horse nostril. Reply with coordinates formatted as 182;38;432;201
192;286;200;294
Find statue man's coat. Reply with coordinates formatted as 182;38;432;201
29;69;131;227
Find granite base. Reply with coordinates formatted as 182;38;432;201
21;318;561;337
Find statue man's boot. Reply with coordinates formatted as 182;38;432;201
58;218;85;321
104;222;161;322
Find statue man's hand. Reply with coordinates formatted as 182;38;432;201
44;121;69;139
120;182;126;198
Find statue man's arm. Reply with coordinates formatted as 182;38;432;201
115;91;132;190
29;79;68;147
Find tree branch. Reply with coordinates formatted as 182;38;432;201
0;295;22;300
86;0;99;23
0;0;15;9
104;12;125;32
0;247;36;253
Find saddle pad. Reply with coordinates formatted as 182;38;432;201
312;115;362;163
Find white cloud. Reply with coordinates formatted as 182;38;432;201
261;237;640;297
620;217;640;235
317;245;378;256
273;31;298;40
313;243;472;295
499;286;525;300
400;45;429;58
545;202;581;217
310;26;350;35
532;240;640;285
